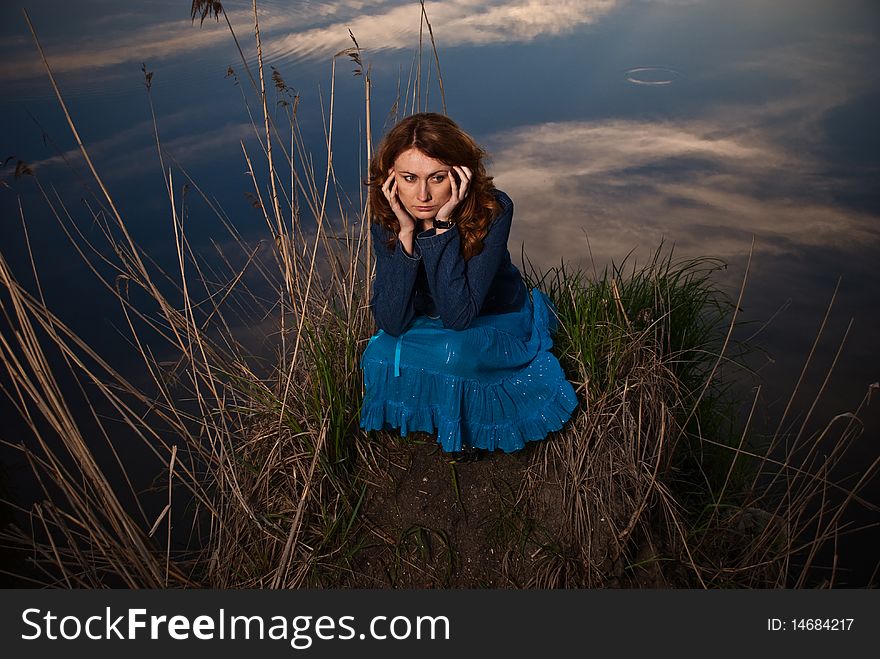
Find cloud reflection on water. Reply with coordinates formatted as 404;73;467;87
0;2;359;82
269;0;618;62
27;109;256;184
490;114;879;275
1;0;623;83
484;15;880;277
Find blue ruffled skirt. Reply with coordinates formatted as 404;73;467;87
359;288;578;453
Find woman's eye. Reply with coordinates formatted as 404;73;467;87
403;175;415;182
432;175;446;183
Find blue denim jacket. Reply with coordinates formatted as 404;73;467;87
369;189;527;337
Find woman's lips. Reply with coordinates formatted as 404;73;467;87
413;206;434;212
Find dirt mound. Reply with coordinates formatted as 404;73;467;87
352;433;537;587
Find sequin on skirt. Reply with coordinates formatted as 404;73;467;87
359;288;578;453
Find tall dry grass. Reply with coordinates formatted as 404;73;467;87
519;253;878;587
1;1;381;588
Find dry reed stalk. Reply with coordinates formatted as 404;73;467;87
3;1;382;590
0;258;194;587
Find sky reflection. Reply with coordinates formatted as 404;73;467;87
267;0;620;62
491;114;879;272
2;0;877;351
0;0;622;84
2;1;877;287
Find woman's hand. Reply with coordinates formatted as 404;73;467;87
382;170;416;234
382;169;417;256
436;165;472;225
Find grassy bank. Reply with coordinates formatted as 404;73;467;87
0;2;875;588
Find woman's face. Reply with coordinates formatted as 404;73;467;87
392;147;452;221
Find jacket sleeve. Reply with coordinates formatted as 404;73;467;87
415;190;514;331
369;222;421;337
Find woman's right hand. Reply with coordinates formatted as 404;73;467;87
382;170;416;235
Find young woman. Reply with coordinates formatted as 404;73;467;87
359;113;577;460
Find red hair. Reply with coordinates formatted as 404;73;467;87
368;113;500;260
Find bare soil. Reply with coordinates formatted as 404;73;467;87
351;432;538;588
347;431;672;589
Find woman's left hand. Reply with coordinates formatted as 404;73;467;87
436;165;472;225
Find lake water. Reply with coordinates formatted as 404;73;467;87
1;0;878;585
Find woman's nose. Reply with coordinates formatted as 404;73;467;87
417;181;431;201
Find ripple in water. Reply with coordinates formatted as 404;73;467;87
624;66;680;86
